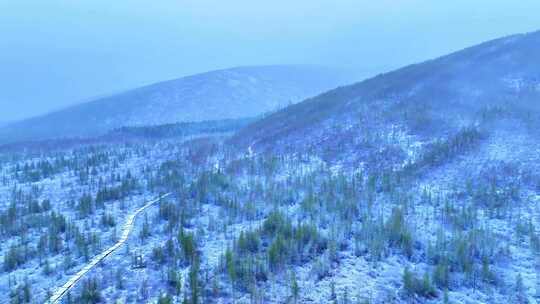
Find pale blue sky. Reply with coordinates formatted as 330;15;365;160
1;0;540;121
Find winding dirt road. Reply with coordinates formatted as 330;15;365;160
46;193;172;304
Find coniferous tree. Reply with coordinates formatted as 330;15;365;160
290;272;299;303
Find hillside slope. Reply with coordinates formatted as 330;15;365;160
233;31;540;169
225;31;540;303
0;65;354;143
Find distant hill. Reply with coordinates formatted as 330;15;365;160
0;65;355;143
0;117;252;153
233;31;540;170
106;117;254;140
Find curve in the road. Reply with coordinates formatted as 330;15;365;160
46;193;172;304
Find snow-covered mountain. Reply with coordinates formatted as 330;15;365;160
234;31;540;167
221;31;540;303
0;65;355;143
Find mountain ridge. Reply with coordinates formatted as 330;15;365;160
232;31;540;165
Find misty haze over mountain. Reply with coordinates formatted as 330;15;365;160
2;0;540;121
0;65;355;143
